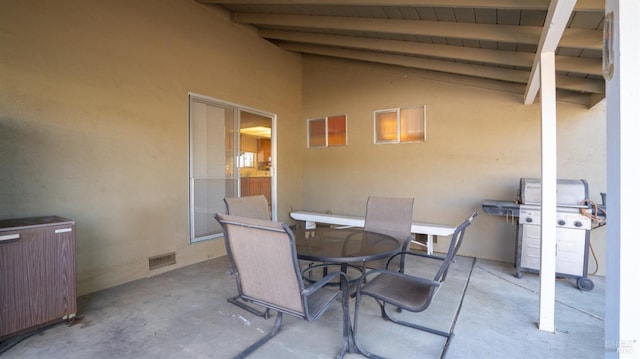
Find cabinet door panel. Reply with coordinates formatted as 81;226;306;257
239;177;271;205
0;219;76;339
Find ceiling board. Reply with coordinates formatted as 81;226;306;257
196;0;605;106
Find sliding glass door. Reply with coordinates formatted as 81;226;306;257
188;94;274;243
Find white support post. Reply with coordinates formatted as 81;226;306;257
538;51;557;333
605;1;640;357
530;0;575;333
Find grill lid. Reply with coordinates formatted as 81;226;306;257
519;178;589;206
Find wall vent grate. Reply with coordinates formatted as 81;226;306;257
149;252;176;270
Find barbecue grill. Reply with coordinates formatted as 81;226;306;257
483;178;606;291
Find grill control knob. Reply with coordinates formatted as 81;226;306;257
574;221;583;228
558;219;566;226
526;217;533;223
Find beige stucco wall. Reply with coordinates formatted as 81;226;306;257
300;57;607;275
0;0;304;295
0;0;608;298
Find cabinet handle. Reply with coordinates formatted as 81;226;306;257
0;233;20;242
55;228;72;234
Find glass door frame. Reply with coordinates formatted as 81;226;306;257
188;93;276;243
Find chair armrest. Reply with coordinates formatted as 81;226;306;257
385;250;445;271
401;234;414;250
370;234;414;273
301;270;347;296
357;267;442;289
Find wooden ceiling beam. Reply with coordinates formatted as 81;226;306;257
589;93;606;108
261;29;602;75
524;0;577;104
281;43;603;93
262;29;533;67
198;0;604;12
234;13;602;50
555;56;602;76
282;42;530;82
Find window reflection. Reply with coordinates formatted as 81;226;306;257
308;115;347;148
374;105;426;144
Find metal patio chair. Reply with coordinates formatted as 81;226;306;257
215;213;349;359
353;211;478;358
361;196;414;272
304;196;414;286
305;196;414;286
223;195;272;318
224;195;271;221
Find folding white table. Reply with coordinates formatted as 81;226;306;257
289;211;455;255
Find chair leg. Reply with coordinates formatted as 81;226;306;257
227;295;270;319
352;292;386;359
227;268;270;319
233;312;283;359
381;303;451;338
337;274;349;359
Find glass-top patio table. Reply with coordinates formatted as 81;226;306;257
294;227;402;265
294;227;402;356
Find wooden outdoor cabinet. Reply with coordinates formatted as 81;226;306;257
0;216;77;339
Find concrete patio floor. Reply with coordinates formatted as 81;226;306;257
0;253;604;358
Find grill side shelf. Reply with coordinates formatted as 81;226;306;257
482;200;520;217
